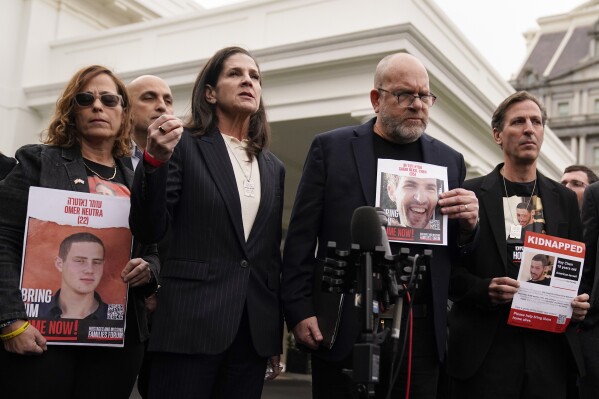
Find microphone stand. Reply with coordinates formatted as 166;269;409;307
351;248;382;398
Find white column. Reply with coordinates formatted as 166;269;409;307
571;136;578;161
573;91;580;115
579;135;587;165
580;90;589;114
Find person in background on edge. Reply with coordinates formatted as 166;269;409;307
447;91;589;399
0;65;160;398
126;74;174;398
561;165;599;210
578;178;599;398
129;46;285;399
0;152;16;179
281;52;479;399
126;75;174;171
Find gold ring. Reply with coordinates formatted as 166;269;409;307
158;125;166;134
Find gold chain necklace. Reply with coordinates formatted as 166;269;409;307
83;159;117;181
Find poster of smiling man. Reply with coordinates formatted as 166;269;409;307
376;159;448;245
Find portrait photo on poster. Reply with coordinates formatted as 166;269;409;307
19;187;132;346
375;159;448;245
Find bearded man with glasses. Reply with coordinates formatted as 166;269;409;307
282;52;479;399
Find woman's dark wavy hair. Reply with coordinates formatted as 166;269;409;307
186;46;270;158
44;65;132;158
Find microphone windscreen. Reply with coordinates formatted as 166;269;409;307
351;206;382;251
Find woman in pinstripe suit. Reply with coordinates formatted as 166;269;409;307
130;46;285;399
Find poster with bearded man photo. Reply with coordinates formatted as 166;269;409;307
376;159;448;245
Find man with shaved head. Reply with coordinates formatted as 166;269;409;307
282;52;479;398
127;75;174;170
126;75;173;398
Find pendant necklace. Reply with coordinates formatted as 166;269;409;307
224;139;255;197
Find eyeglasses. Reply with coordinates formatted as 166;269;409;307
377;88;437;108
74;92;123;108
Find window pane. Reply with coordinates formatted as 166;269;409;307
557;102;570;117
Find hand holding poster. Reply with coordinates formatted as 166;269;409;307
508;231;584;333
375;159;448;245
20;187;131;346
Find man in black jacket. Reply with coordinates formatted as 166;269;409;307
448;91;589;398
282;52;479;399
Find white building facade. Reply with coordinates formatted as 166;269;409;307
1;0;574;225
511;0;599;173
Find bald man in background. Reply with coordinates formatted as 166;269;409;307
126;75;174;398
127;75;174;170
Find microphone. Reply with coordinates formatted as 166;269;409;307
372;208;403;341
351;206;382;252
350;206;382;334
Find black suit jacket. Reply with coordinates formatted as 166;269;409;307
281;118;473;362
0;144;158;343
0;154;16;180
581;181;599;327
129;129;285;357
447;163;584;379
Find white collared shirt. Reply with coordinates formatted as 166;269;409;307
221;133;261;241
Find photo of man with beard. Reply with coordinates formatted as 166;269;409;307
386;173;441;229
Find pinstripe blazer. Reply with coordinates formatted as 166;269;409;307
130;128;285;357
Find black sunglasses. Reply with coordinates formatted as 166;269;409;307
74;92;123;108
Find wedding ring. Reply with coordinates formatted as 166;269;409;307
464;204;468;210
158;125;166;134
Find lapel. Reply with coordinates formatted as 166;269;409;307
351;119;377;206
117;158;134;188
59;146;90;193
246;151;274;245
537;172;560;236
479;164;509;270
421;134;441;166
195;130;248;256
121;157;134;171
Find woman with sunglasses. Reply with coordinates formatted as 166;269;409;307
0;65;169;397
129;46;284;398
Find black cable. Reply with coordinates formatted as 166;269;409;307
384;254;421;399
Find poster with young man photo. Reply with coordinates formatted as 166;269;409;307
20;187;131;346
